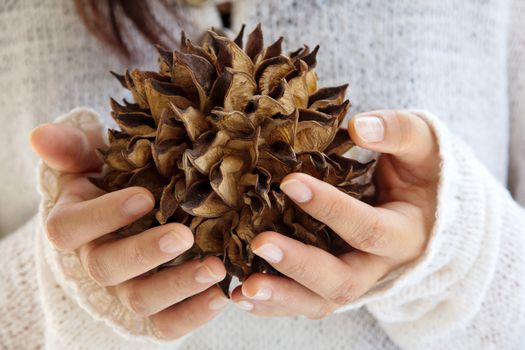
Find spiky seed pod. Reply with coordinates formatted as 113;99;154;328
91;24;375;293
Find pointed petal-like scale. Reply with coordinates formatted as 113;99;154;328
188;130;230;174
124;138;152;168
184;38;217;67
316;99;351;126
210;155;246;207
210;108;255;136
171;104;210;142
223;69;257;111
156;175;181;224
227;234;251;277
144;79;194;122
326;155;376;184
325;128;356;156
255;56;295;95
156;114;186;144
293;109;339;153
245;95;290;126
112;111;157;136
259;109;298;146
308;84;349;109
151;139;188;178
262;36;284;61
300;45;320;70
173;50;217;93
115;212;156;237
235;206;257;242
286;60;309;109
156;45;174;76
209;31;254;76
126;70;169;109
234;24;246;49
296;152;327;179
127;166;169;202
110;98;146;114
110;71;128;88
245;23;263;61
181;180;231;218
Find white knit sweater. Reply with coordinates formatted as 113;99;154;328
0;0;524;349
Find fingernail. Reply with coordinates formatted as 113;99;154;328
235;300;254;311
354;116;385;142
208;295;229;311
195;264;222;284
122;194;154;217
253;243;283;264
280;179;312;203
243;287;272;301
158;230;192;254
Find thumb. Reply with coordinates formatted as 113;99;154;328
347;110;439;176
29;122;105;173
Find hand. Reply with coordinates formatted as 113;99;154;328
30;121;229;339
231;110;439;319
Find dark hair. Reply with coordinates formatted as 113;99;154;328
75;1;232;60
74;0;178;59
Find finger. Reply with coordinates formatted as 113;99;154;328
280;173;418;256
231;274;337;320
250;231;391;305
112;257;227;316
150;286;229;340
348;110;439;181
77;223;195;287
45;185;154;251
30;122;105;173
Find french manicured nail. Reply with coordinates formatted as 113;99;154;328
253;243;283;264
122;194;154;217
158;230;192;254
195;264;222;284
235;300;254;311
208;295;229;311
243;287;272;301
280;179;312;203
354;116;385;142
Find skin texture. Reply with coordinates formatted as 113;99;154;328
30;109;439;337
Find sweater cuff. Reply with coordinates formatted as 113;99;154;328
37;108;181;344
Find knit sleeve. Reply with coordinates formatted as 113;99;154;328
36;108;187;346
0;217;45;349
335;111;525;349
508;0;525;205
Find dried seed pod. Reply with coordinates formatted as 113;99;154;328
91;25;375;295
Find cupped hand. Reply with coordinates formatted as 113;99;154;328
232;110;439;319
30;122;229;339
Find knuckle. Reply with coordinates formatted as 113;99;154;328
307;303;335;320
131;243;153;267
121;283;150;317
168;271;189;292
285;257;309;281
355;215;388;251
328;279;359;305
84;251;110;286
88;204;107;229
394;112;416;155
313;197;340;223
45;209;72;251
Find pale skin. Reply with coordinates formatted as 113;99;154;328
30;110;439;339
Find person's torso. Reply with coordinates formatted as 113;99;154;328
0;1;512;347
